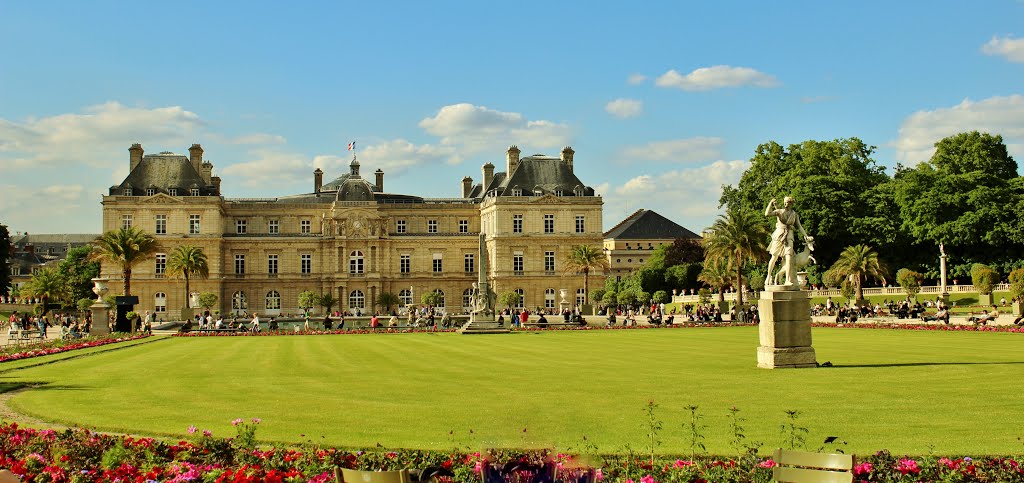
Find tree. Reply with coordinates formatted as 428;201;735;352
498;290;521;311
652;290;669;304
197;292;219;312
663;238;704;266
664;262;702;292
895;268;923;299
697;258;730;305
702;209;768;306
602;290;617;306
298;290;317;315
823;244;888;303
970;264;999;296
22;267;67;315
0;224;10;296
1009;268;1024;302
167;245;209;310
563;244;610;306
615;289;637;307
318;293;338;314
56;245;101;304
376;292;401;312
88;227;160;296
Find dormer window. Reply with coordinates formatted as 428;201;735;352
169;188;178;196
123;188;132;196
573;185;584;196
555;189;563;196
146;188;155;196
511;186;523;196
191;188;200;196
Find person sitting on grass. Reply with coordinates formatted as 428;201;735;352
969;305;999;325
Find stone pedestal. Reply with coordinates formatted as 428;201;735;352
757;288;817;369
89;301;110;336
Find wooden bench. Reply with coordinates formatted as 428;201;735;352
772;448;854;483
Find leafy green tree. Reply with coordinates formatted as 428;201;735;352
745;267;766;292
823;245;888;302
318;293;338;314
376;292;401;312
77;297;95;313
652;290;669;304
22;267;67;315
88;227;160;296
197;292;219;311
298;290;317;315
698;258;730;304
498;290;521;311
56;245;101;303
602;290;617;306
0;224;11;296
563;245;610;305
1007;268;1024;309
421;290;444;309
665;262;702;292
702;209;767;306
591;289;606;304
664;238;704;266
970;263;999;296
616;289;637;307
896;268;923;299
167;245;209;309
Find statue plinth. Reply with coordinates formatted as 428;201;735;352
756;289;817;369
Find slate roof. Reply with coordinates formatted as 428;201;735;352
603;209;701;240
111;153;217;196
470;155;594;198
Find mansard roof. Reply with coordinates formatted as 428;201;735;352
471;155;594;198
603;209;700;240
111;152;216;196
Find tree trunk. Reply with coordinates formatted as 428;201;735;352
123;267;131;296
855;276;863;303
184;272;191;309
736;267;744;306
583;268;589;305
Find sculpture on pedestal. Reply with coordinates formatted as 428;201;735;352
764;196;812;288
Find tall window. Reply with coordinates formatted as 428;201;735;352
300;219;311;234
432;253;443;273
464;254;474;274
268;220;279;234
232;291;247;311
146;188;155;196
234;254;245;275
121;214;133;229
236;219;247;234
399;289;413;306
575;215;585;233
512;214;523;233
267;254;278;276
459;219;469;233
349;251;364;274
154;292;167;313
155;253;166;278
349;290;365;309
433;289;445;308
396;219;406;234
189;214;201;234
169;188;178;196
265;291;281;310
545;289;556;309
544;251;555;273
301;254;312;275
400;254;411;274
428;219;438;233
463;288;474;308
513;252;524;274
514;288;525;309
576;288;587;307
544;214;554;234
155;214;166;235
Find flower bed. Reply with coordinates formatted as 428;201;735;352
174;328;458;337
1;421;1022;482
0;334;150;363
812;322;1024;333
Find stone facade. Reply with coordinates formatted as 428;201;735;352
602;209;701;281
100;144;603;319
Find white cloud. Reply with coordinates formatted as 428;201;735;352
620;137;724;163
418;103;571;160
605;98;643;119
0;102;203;169
42;184;85;201
0;183;100;233
627;73;647;85
981;35;1024;62
655;65;780;91
228;133;287;145
219;149;310;188
892;94;1024;163
602;159;749;233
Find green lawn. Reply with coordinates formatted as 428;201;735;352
2;328;1022;455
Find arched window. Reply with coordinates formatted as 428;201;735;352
433;289;445;308
154;292;167;313
573;185;583;196
514;288;525;309
232;291;247;312
266;290;281;310
576;288;587;307
463;288;474;308
349;290;365;309
349;250;364;274
544;288;556;309
399;289;413;306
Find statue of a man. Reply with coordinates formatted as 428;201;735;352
764;196;810;287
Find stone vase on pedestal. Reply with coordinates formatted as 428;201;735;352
757;288;817;369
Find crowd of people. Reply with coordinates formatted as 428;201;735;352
3;310;93;340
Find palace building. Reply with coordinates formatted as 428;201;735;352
99;144;603;318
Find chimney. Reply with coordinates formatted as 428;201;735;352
211;176;221;194
482;163;495;193
506;145;521;175
314;168;323;193
189;144;204;173
201;162;213;184
375;169;384;191
560;146;575;171
462;176;473;198
25;244;34;256
129;143;144;171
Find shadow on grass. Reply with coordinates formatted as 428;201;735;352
0;379;88;393
829;361;1024;368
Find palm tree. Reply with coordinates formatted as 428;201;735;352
376;292;401;313
167;245;209;310
702;209;769;306
697;258;730;305
563;244;610;309
88;226;160;297
23;267;68;315
823;244;888;303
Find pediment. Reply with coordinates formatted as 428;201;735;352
139;193;185;204
529;193;569;204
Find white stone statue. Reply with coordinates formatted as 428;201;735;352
764;196;811;287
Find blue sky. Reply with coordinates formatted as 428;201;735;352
2;1;1023;235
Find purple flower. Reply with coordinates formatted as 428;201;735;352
187;425;197;434
231;418;243;426
202;429;212;437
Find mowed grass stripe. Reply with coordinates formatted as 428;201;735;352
5;328;1024;454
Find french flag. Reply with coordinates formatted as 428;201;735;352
347;142;356;151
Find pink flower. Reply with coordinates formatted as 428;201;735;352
231;418;243;426
595;469;603;480
473;462;482;474
853;462;873;475
673;459;694;468
758;459;776;468
896;458;920;474
202;429;212;437
187;425;197;434
251;418;261;424
640;476;656;483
